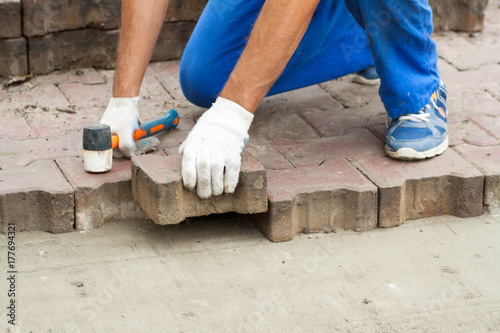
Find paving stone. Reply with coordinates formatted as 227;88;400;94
250;158;378;242
249;109;319;141
430;0;488;32
0;130;81;169
469;113;500;140
299;103;386;137
23;0;121;37
245;138;294;170
0;160;74;233
165;0;207;22
0;84;70;112
59;73;166;108
148;60;186;101
350;149;484;228
5;68;106;93
0;118;36;139
57;156;147;231
131;153;267;225
59;82;112;108
156;118;196;156
26;106;105;138
31;68;105;86
0;0;21;38
22;0;205;37
447;89;500;117
435;32;500;70
438;61;500;97
453;144;500;214
484;0;500;27
0;37;27;77
448;115;500;146
152;22;197;63
29;29;120;75
264;85;344;113
272;128;384;168
319;75;383;109
250;85;339;140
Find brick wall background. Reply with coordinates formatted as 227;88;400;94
0;0;489;77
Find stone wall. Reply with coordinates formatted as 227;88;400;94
0;0;490;77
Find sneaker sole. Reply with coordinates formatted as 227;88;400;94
385;137;449;161
352;75;381;86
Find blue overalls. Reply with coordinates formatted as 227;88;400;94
179;0;440;119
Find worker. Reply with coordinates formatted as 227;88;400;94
100;0;447;199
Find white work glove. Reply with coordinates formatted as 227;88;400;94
100;97;140;158
179;97;254;199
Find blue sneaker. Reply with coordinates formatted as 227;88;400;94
385;81;448;160
353;66;380;85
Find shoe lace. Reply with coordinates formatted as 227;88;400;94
398;98;438;123
398;111;430;123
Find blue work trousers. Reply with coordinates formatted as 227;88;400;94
179;0;440;118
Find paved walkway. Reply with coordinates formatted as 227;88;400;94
1;3;500;240
1;214;499;332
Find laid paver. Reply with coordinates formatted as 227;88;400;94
453;144;500;214
26;106;104;138
250;158;378;242
0;160;74;233
0;84;70;112
448;115;500;146
58;81;113;108
272;128;384;168
0;130;81;169
156;117;196;156
438;60;500;97
28;68;105;87
249;108;319;140
57;156;147;231
469;113;500;141
131;153;268;225
350;149;484;228
0;118;36;139
147;60;186;101
299;104;386;137
319;75;383;109
435;31;500;70
245;138;294;170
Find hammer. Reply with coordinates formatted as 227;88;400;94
83;109;179;173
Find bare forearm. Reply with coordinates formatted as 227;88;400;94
220;0;320;113
113;0;170;97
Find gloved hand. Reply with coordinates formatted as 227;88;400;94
100;97;140;158
179;97;254;199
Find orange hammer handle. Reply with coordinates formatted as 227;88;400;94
111;109;179;149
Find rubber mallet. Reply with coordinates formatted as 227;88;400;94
83;109;179;173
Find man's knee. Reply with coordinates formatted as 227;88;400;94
179;55;219;108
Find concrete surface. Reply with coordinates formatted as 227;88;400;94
1;214;499;332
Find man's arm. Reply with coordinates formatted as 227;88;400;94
113;0;170;97
181;0;321;198
220;0;321;113
100;0;169;158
